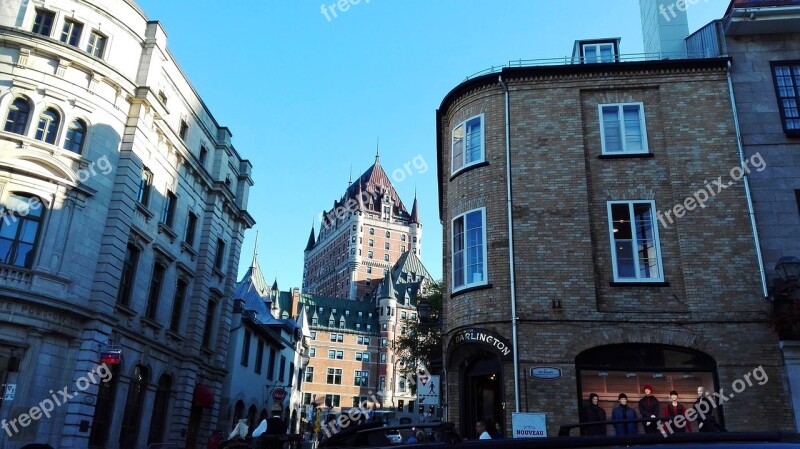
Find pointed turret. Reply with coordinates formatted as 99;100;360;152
271;278;279;292
410;193;420;225
379;270;397;300
305;225;316;251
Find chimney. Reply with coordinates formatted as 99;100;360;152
639;0;689;59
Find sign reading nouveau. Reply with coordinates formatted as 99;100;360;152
449;328;512;360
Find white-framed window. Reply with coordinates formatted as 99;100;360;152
451;114;484;174
327;368;342;385
86;31;107;58
452;208;487;291
369;239;374;247
599;103;648;155
607;201;664;282
380;353;387;364
355;352;370;362
582;43;615;63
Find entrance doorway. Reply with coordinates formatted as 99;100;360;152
462;354;503;439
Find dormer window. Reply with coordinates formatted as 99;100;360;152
573;39;619;64
583;43;615;63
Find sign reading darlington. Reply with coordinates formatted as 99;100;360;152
530;367;562;380
450;328;512;358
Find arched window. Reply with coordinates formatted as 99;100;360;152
119;365;149;449
247;404;258;434
148;375;172;445
4;98;30;135
35;107;60;144
0;193;45;268
233;400;245;429
64;119;86;153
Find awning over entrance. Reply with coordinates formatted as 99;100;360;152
193;384;214;407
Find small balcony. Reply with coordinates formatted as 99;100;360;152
725;0;800;35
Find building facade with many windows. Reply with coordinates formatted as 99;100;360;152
223;251;310;438
0;0;254;448
286;248;433;427
436;39;794;437
303;155;422;300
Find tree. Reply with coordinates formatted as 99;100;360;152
394;280;443;394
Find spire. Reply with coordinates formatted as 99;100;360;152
410;191;420;225
271;277;279;292
251;230;260;268
348;165;353;187
305;224;316;251
375;138;380;164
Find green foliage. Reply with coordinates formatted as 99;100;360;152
394;280;443;394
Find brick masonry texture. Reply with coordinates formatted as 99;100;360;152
438;63;794;435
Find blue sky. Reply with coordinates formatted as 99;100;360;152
133;0;730;290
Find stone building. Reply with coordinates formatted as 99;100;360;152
436;36;794;437
0;1;254;448
223;246;310;437
681;0;800;428
303;155;422;300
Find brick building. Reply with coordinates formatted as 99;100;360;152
303;155;422;300
288;248;433;426
0;0;254;448
436;37;794;437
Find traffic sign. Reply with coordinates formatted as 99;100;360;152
272;387;287;402
3;383;15;401
416;375;439;406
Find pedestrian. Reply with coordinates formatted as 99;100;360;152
585;393;607;436
611;393;638;435
638;385;660;434
475;420;491;439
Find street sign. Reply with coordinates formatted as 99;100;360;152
416;375;439;406
530;367;562;380
3;383;16;401
272;387;287;402
512;412;547;438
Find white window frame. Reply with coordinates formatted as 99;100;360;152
606;200;664;282
451;207;488;292
582;43;615;63
451;114;485;175
598;103;649;155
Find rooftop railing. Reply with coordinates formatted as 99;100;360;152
463;51;712;81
